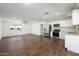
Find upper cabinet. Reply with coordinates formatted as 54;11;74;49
72;9;79;25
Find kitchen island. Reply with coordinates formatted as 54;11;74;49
65;34;79;54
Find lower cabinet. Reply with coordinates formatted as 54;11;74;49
59;32;69;40
65;35;79;54
59;32;66;39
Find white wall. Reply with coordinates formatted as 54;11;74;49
31;21;45;35
1;19;31;37
32;23;41;35
1;18;45;37
26;23;32;34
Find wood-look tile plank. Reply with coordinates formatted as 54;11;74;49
0;34;79;56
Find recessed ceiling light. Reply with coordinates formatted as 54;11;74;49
44;16;48;19
56;12;60;15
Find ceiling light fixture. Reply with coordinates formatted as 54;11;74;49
56;12;60;15
44;16;48;19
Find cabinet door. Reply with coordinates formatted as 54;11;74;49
59;32;65;39
65;35;79;54
72;9;79;25
60;20;72;27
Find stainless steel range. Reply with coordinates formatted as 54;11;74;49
53;29;60;37
53;24;60;37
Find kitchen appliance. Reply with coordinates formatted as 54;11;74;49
53;29;60;37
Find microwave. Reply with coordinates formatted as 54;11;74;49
54;24;60;27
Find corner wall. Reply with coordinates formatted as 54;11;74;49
1;19;31;37
31;21;45;35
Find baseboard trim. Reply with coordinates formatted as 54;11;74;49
2;34;30;39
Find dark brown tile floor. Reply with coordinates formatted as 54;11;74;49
0;34;79;56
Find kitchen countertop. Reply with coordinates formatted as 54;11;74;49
66;34;79;36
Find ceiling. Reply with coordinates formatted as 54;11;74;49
0;3;77;22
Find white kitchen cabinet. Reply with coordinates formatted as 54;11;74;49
60;20;72;27
59;32;66;39
65;35;79;54
49;20;75;39
59;27;76;39
72;9;79;25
